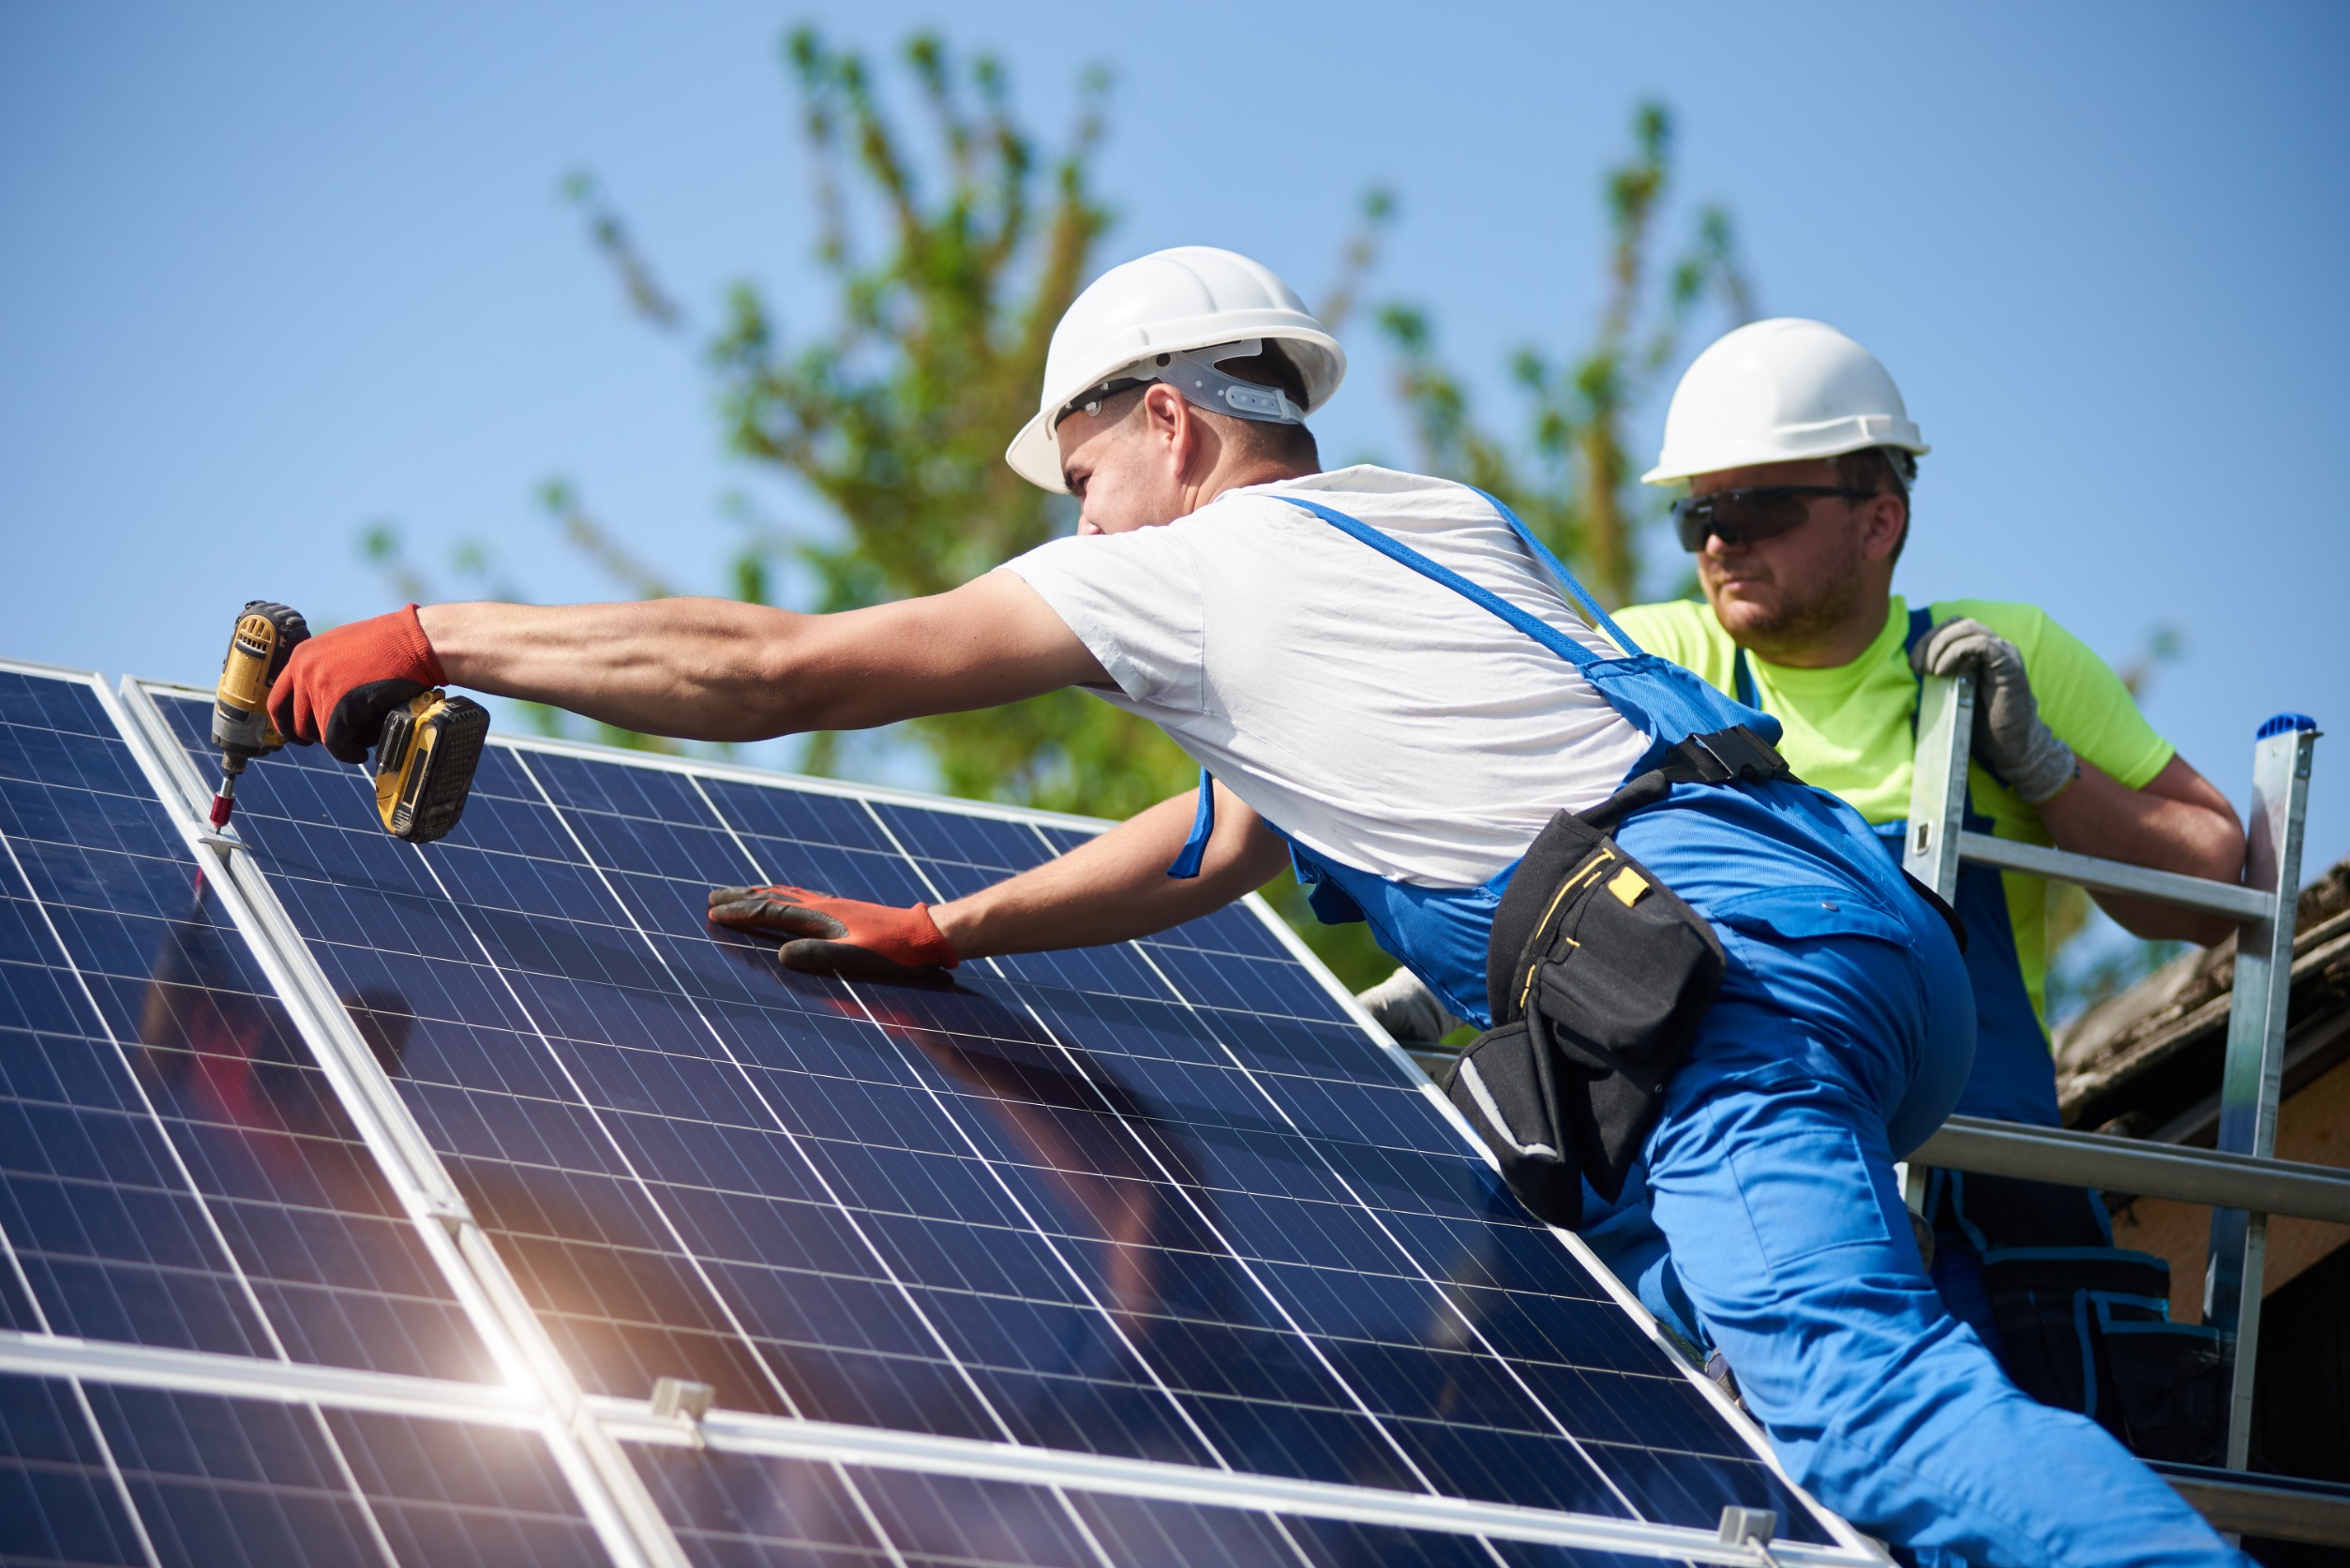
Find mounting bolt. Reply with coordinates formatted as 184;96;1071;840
1718;1507;1779;1564
651;1377;714;1426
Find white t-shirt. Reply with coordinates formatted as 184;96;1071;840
998;467;1649;888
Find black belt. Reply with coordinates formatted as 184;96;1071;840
1578;724;1792;830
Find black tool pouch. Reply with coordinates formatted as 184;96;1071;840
1442;802;1726;1230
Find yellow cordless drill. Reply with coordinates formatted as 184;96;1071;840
208;603;488;844
208;602;307;829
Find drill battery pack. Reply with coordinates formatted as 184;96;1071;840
374;691;488;844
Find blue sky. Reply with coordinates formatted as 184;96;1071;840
5;2;2346;879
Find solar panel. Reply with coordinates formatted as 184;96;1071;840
0;662;695;1566
0;667;490;1381
100;674;1868;1567
0;1369;606;1567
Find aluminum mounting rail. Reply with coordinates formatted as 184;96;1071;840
1910;1116;2350;1227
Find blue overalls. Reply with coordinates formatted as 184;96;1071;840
1731;638;2227;1462
1173;492;2240;1568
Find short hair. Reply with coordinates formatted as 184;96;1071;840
1064;341;1321;470
1195;340;1320;469
1834;445;1920;561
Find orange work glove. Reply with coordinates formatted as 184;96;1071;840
267;605;447;765
708;884;959;980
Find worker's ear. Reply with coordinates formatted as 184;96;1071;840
1141;383;1209;483
1858;490;1908;563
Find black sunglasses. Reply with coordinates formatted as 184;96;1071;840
1670;486;1879;552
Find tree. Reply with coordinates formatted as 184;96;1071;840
362;35;1755;995
1376;102;1753;610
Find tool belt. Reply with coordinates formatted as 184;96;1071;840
1440;726;1789;1230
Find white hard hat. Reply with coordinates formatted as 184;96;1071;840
1006;246;1346;493
1642;318;1928;485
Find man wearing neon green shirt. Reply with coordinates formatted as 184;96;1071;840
1623;319;2246;1442
1362;318;2247;1446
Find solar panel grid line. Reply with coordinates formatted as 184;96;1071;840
493;724;1122;837
504;749;1166;1568
56;1364;171;1568
601;1400;1869;1568
1230;894;1877;1561
0;667;670;1568
2;1368;624;1568
946;954;1465;1508
925;838;1849;1547
1;667;510;1391
0;726;307;1369
501;748;1045;1446
693;776;1251;1484
105;675;520;1316
0;1331;655;1568
1118;917;1811;1529
806;793;1349;1568
280;724;958;1568
0;683;423;1568
1100;936;1643;1525
0;1134;56;1337
853;814;1480;1499
841;803;1793;1557
857;812;1706;1542
972;943;1669;1568
110;675;687;1568
261;799;706;1568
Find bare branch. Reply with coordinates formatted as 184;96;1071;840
560;170;685;330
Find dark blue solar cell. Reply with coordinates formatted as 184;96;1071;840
147;692;1834;1543
699;778;901;855
0;675;493;1381
0;1374;145;1566
870;803;1055;872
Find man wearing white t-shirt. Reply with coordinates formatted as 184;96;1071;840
267;247;2241;1568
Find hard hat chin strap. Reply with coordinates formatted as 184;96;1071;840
1061;341;1308;429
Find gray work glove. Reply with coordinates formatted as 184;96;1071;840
1356;965;1464;1044
1908;617;2079;804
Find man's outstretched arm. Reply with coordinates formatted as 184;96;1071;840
415;573;1102;741
933;782;1292;960
711;781;1293;974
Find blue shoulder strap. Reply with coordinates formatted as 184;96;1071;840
1172;486;1651;881
1275;494;1642;670
1166;768;1216;879
1464;487;1648;658
1904;604;1934;739
1733;646;1759;709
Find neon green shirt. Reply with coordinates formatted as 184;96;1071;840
1613;595;2177;1029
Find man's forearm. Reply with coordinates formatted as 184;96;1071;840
420;599;813;741
416;575;1106;744
933;784;1291;959
2037;754;2246;944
